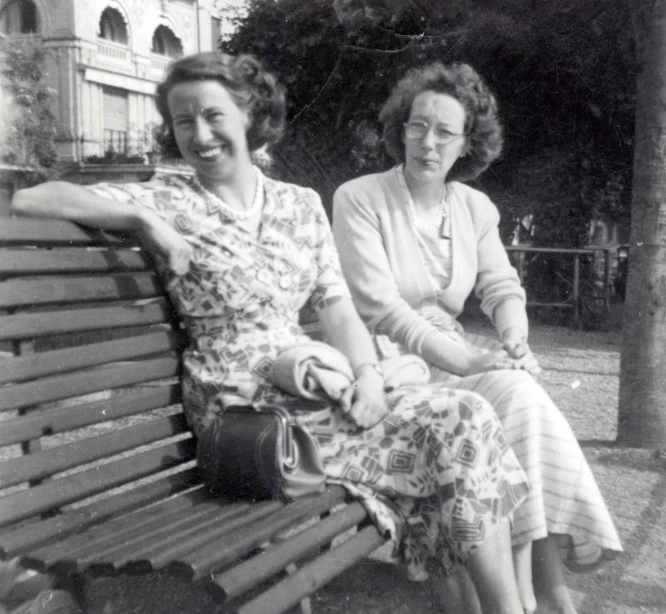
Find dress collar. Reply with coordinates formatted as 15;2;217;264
192;166;264;221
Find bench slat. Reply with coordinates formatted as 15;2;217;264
0;356;180;412
0;414;189;489
0;330;186;385
0;437;195;528
143;500;285;574
0;274;162;308
0;249;149;276
0;302;171;342
0;219;131;246
214;501;368;602
30;490;224;572
172;486;347;582
82;502;256;573
0;218;383;614
102;502;287;574
0;468;201;559
238;525;386;614
0;386;181;448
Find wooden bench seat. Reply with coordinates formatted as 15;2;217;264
0;218;387;614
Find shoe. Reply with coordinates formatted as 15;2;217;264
9;591;77;614
3;572;51;607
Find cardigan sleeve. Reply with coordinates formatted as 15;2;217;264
471;192;529;338
332;180;441;355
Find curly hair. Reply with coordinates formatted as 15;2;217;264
379;62;503;182
154;52;286;157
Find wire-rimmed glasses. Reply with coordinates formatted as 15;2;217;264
403;121;465;144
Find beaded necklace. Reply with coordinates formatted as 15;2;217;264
395;166;450;235
192;168;263;221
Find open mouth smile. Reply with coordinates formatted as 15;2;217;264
194;145;227;161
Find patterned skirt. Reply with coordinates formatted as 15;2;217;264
430;331;623;571
294;383;530;580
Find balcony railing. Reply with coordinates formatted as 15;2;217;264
150;54;172;75
79;136;151;161
97;39;130;63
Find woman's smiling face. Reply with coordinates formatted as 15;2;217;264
168;79;251;184
403;90;468;187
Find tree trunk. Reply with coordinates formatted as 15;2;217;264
618;0;666;448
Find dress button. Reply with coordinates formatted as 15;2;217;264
279;274;292;289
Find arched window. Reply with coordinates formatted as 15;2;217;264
98;7;128;45
0;0;39;35
151;25;182;58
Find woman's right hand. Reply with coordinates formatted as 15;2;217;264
467;350;516;375
339;370;389;429
138;210;193;276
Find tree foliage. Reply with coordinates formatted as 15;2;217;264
0;38;61;184
224;0;636;250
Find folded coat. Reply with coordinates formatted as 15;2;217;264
269;340;431;402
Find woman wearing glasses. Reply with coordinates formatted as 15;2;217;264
332;62;622;614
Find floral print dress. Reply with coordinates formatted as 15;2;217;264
87;169;529;580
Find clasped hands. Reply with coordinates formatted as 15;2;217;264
339;367;389;430
468;326;541;376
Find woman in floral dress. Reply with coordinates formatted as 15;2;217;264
12;52;530;614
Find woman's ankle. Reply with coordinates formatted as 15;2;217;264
467;520;524;614
513;541;537;613
532;537;577;614
430;567;482;614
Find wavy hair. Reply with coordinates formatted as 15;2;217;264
154;52;286;157
379;62;503;182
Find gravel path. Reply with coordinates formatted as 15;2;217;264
312;320;666;614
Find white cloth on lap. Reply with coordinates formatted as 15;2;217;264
269;340;430;402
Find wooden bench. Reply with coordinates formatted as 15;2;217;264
0;218;387;614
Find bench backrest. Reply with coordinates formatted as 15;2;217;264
0;219;196;546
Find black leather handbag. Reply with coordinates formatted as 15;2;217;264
196;406;326;501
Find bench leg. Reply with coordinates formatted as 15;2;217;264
284;564;311;614
0;562;81;614
255;539;313;614
51;570;85;614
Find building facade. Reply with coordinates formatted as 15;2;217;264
0;0;223;162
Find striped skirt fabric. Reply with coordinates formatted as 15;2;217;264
429;331;623;572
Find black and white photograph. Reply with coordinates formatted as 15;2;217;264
0;1;664;613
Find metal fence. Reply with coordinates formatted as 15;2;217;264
77;137;156;163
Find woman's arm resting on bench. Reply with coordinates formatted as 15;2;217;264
11;182;192;275
12;181;148;230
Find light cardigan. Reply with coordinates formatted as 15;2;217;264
332;167;528;357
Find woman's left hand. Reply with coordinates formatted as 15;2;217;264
339;370;389;429
502;327;541;375
509;350;541;376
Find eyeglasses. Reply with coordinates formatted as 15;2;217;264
403;121;465;144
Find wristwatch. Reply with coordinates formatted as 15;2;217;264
355;362;384;379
